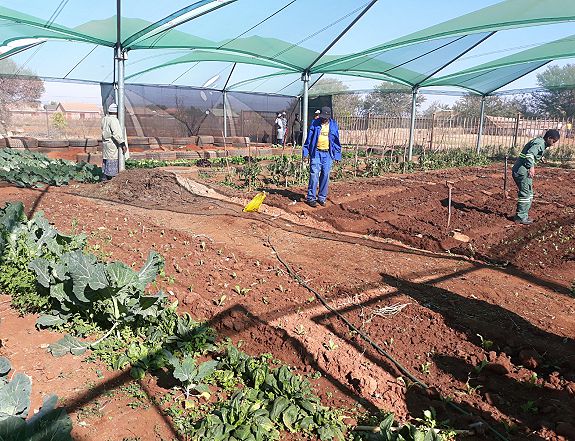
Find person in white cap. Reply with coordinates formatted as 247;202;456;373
314;109;321;120
101;103;127;181
274;112;285;147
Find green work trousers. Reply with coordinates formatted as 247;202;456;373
512;172;533;221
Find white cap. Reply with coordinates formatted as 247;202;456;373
314;109;321;114
108;103;118;113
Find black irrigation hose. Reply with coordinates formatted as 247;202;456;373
267;238;510;441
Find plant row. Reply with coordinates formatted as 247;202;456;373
0;202;343;440
0;149;101;188
0;201;457;441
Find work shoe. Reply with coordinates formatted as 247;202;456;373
305;200;317;208
318;200;326;207
515;216;533;225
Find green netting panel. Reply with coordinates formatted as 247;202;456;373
0;6;113;46
428;61;549;95
127;49;299;82
317;33;491;87
316;0;575;71
423;34;575;93
1;41;114;82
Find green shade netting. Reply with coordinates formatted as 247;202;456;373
1;0;575;94
315;0;575;71
423;34;575;93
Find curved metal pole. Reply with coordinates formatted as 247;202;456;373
407;87;418;161
301;71;310;145
476;95;486;154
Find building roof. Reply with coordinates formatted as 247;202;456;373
58;102;102;113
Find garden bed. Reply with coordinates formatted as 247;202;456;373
1;163;574;441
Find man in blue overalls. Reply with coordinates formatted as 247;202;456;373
302;106;342;207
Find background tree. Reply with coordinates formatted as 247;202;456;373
421;100;452;117
0;59;44;130
51;112;67;132
451;94;526;118
531;64;575;118
361;82;425;117
310;77;362;116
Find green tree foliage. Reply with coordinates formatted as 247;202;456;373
310;78;362;116
361;82;425;117
451;94;527;118
51;112;67;131
532;64;575;118
421;100;452;117
0;59;44;129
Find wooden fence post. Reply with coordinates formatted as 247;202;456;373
512;112;521;148
429;112;435;150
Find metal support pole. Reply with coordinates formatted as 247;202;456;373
301;71;310;145
116;46;126;172
476;96;486;154
116;0;125;172
223;90;228;138
407;87;418;161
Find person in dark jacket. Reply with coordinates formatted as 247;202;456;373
511;129;560;224
302;106;342;207
292;114;303;146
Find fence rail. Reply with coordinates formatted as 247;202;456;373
337;114;575;159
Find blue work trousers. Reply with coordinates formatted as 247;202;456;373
307;150;332;203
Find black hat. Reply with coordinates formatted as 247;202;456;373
319;106;332;119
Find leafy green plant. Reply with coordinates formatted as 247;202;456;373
324;339;339;351
0;356;73;440
238;160;261;189
520;400;538;414
352;411;456;441
193;388;280;441
363;157;396;177
420;362;431;375
31;250;166;353
418;149;490;171
217;347;346;440
476;334;493;350
0;149;100;188
169;355;218;403
0;202;86;312
473;359;489;374
233;285;251;296
267;155;309;187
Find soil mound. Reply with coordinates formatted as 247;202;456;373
86;169;202;207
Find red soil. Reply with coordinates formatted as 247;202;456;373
1;164;574;440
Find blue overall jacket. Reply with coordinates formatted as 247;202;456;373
302;118;342;161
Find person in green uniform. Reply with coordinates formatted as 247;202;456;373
511;129;560;224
